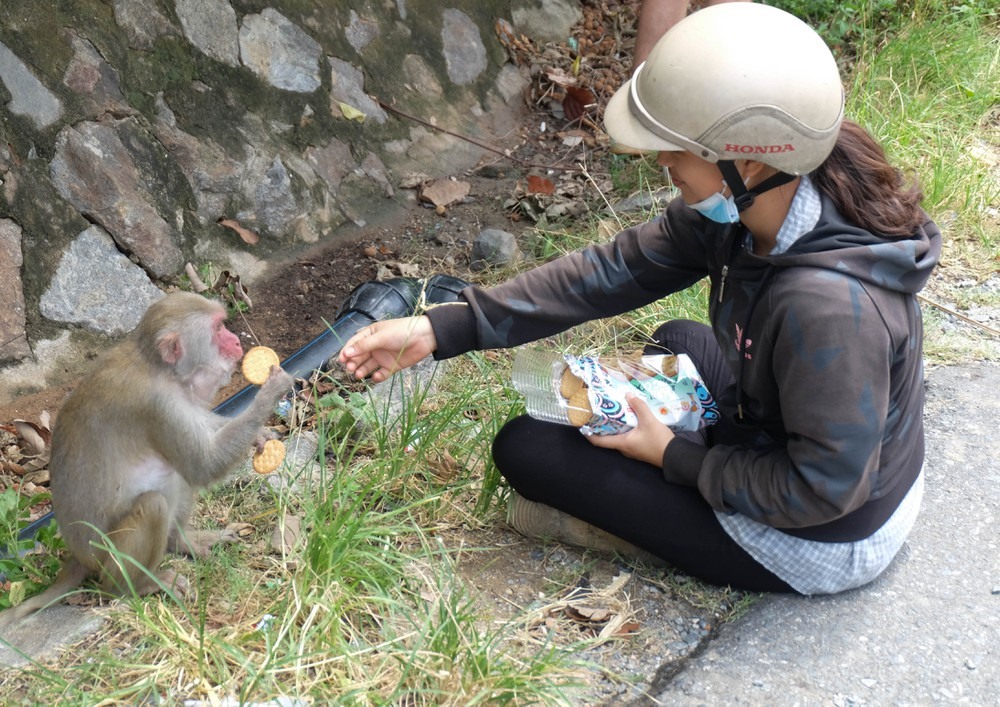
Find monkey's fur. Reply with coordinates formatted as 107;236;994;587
0;292;292;627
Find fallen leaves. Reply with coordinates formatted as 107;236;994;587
217;218;260;245
418;178;471;208
525;571;641;645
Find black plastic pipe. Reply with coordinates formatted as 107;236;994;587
6;274;469;555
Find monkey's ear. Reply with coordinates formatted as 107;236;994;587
158;332;184;365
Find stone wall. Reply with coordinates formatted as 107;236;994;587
0;0;581;399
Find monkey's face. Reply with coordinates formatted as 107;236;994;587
212;313;243;365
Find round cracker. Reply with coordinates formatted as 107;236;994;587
567;388;593;427
559;366;585;399
242;345;281;385
661;355;679;378
253;438;286;474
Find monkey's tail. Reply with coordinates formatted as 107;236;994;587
0;560;90;630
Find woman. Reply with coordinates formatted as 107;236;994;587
339;4;940;595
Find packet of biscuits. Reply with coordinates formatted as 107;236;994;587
511;348;719;436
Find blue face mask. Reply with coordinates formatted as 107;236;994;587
687;190;741;224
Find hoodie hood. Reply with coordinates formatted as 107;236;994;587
767;194;942;295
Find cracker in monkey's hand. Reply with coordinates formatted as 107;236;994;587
242;346;281;385
511;349;721;436
253;438;286;474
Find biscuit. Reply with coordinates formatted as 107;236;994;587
252;438;286;474
559;366;585;399
242;345;281;385
566;388;594;427
660;355;678;379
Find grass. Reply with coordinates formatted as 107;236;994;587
2;3;998;703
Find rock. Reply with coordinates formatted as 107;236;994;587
0;41;63;130
246;156;301;236
0;219;30;363
62;33;129;117
239;8;322;93
511;0;583;43
49;120;184;278
402;54;443;97
471;228;521;270
151;93;245;227
0;604;106;669
328;57;387;124
175;0;240;67
441;9;487;86
111;0;179;50
346;9;380;53
40;225;164;336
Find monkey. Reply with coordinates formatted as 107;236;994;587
0;291;292;627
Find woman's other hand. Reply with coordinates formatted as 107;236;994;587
587;394;675;467
338;315;437;382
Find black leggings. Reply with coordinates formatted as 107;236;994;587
494;321;794;593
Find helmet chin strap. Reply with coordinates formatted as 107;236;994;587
717;160;798;213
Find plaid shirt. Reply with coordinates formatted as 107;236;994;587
718;471;923;594
718;175;921;595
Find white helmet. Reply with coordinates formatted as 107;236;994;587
605;3;844;175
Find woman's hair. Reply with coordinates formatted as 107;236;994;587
810;120;925;237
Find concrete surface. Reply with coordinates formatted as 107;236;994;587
0;603;105;669
642;362;999;706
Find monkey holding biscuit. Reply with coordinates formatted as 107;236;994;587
0;292;292;627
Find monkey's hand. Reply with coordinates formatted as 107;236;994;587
254;427;279;454
339;315;437;382
257;365;294;405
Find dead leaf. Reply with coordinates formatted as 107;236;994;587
0;461;25;476
185;262;210;293
419;179;470;207
225;522;255;539
398;172;432;189
565;604;612;623
13;420;49;456
563;86;596;122
527;175;556;195
610;621;642;638
212;270;253;309
270;514;302;555
544;66;577;87
338;102;366;122
217;218;260;245
426;451;460;484
21;455;48;474
22;468;49;486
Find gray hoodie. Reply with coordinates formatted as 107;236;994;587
427;194;941;542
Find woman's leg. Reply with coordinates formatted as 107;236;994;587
495;320;793;592
493;416;793;592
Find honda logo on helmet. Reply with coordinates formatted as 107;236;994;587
725;143;796;155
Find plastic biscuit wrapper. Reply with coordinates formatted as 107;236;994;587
511;348;720;436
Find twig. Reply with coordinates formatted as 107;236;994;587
918;293;1000;337
375;97;590;173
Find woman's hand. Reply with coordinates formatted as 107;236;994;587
338;315;437;382
587;394;675;467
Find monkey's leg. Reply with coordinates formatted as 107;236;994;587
163;488;238;558
168;527;240;558
99;491;183;596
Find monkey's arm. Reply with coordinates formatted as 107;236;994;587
154;366;293;487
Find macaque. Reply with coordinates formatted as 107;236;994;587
0;292;292;627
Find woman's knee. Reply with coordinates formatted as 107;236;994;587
492;415;544;482
646;319;714;355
